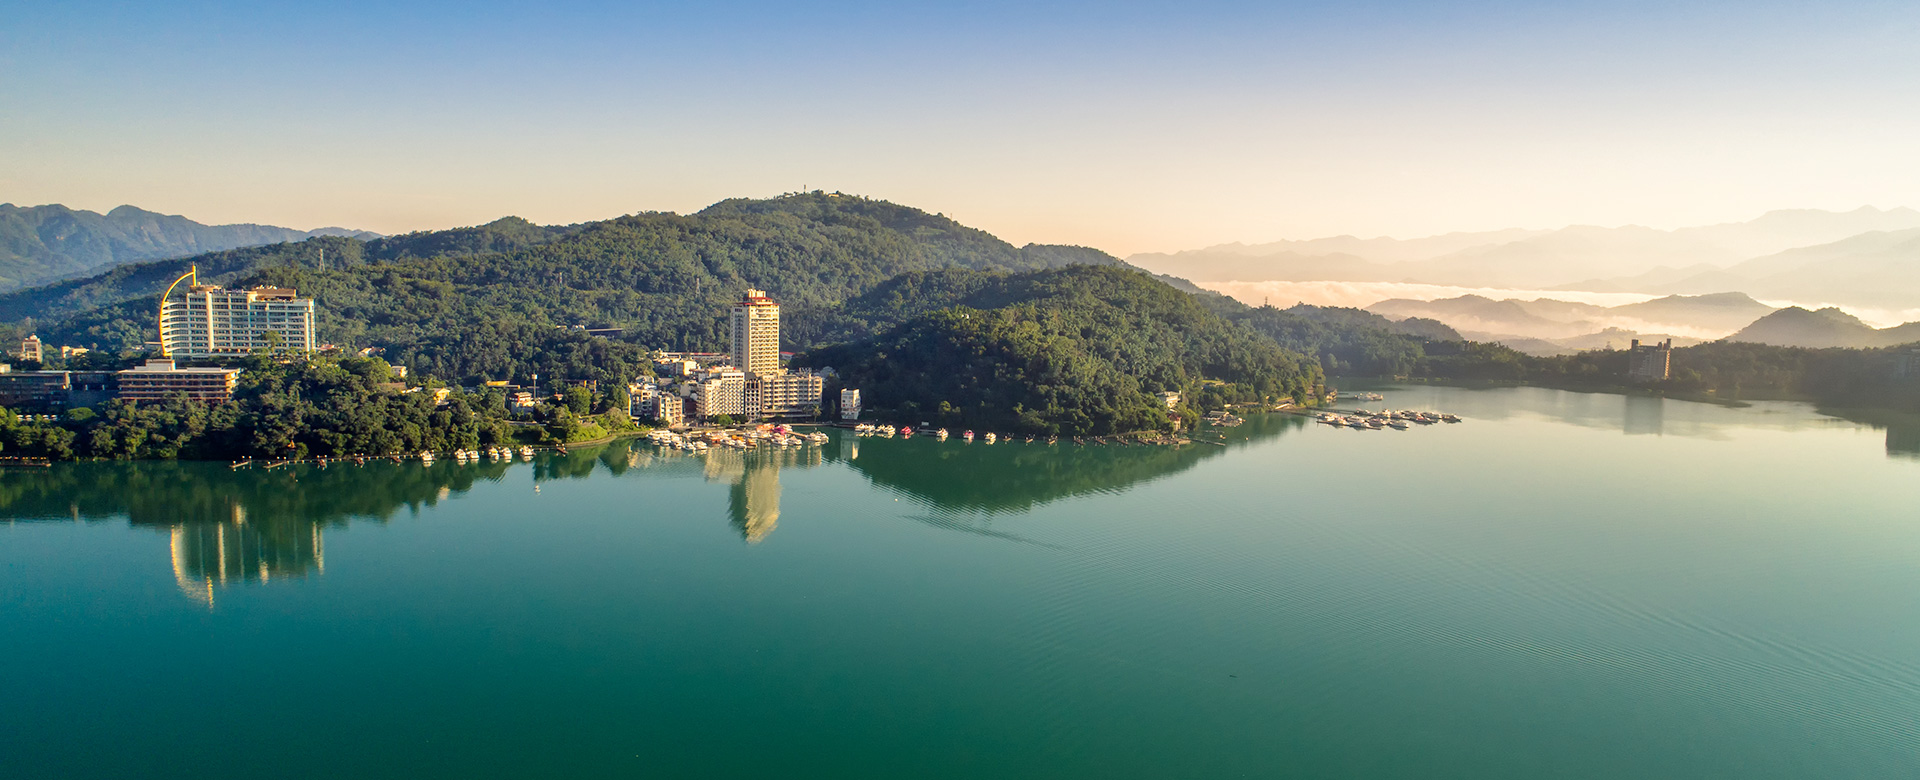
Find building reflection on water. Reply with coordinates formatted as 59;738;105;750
708;446;822;543
168;504;325;606
0;417;1321;607
1622;395;1665;436
622;442;826;542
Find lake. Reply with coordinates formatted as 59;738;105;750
3;386;1917;778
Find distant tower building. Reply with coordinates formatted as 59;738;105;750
18;334;42;363
730;288;782;377
158;267;316;358
840;388;862;420
1627;339;1673;383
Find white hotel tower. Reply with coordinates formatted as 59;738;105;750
157;266;316;358
726;287;823;421
730;288;782;376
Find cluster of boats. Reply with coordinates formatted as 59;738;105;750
854;423;1063;445
1316;409;1461;430
1337;391;1387;402
647;426;829;452
418;446;537;463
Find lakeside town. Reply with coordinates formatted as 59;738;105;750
0;268;1519;467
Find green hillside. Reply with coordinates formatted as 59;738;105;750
2;193;1122;385
798;265;1326;435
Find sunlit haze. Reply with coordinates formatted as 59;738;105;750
4;0;1919;254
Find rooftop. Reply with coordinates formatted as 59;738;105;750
121;359;242;375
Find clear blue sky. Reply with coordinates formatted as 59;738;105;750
3;0;1918;254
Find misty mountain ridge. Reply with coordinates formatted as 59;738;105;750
1727;307;1920;349
1366;292;1776;357
0;203;379;292
1131;207;1920;309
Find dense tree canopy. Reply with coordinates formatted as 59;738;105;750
2;193;1123;386
798;266;1325;434
0;355;636;462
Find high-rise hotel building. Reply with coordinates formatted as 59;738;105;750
725;287;823;420
730;288;782;376
160;279;316;358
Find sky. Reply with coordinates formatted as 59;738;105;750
4;0;1919;256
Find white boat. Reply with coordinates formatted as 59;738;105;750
419;450;435;462
936;428;949;439
984;432;997;444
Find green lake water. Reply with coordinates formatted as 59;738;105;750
3;385;1917;778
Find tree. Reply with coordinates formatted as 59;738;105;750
564;386;592;415
609;382;631;415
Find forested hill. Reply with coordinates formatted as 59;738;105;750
1;193;1126;385
798;265;1326;435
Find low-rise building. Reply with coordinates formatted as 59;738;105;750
649;393;684;426
693;367;747;419
840;388;862;420
116;359;243;403
1157;391;1181;410
18;335;43;363
753;371;823;420
628;382;663;419
654;358;698;378
0;365;72;407
69;371;116;407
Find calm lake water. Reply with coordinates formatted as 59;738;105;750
3;386;1917;779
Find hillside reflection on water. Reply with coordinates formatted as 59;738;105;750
2;387;1911;605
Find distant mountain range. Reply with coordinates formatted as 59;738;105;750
0;203;378;291
1361;292;1786;356
1363;290;1920;355
1129;207;1920;310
